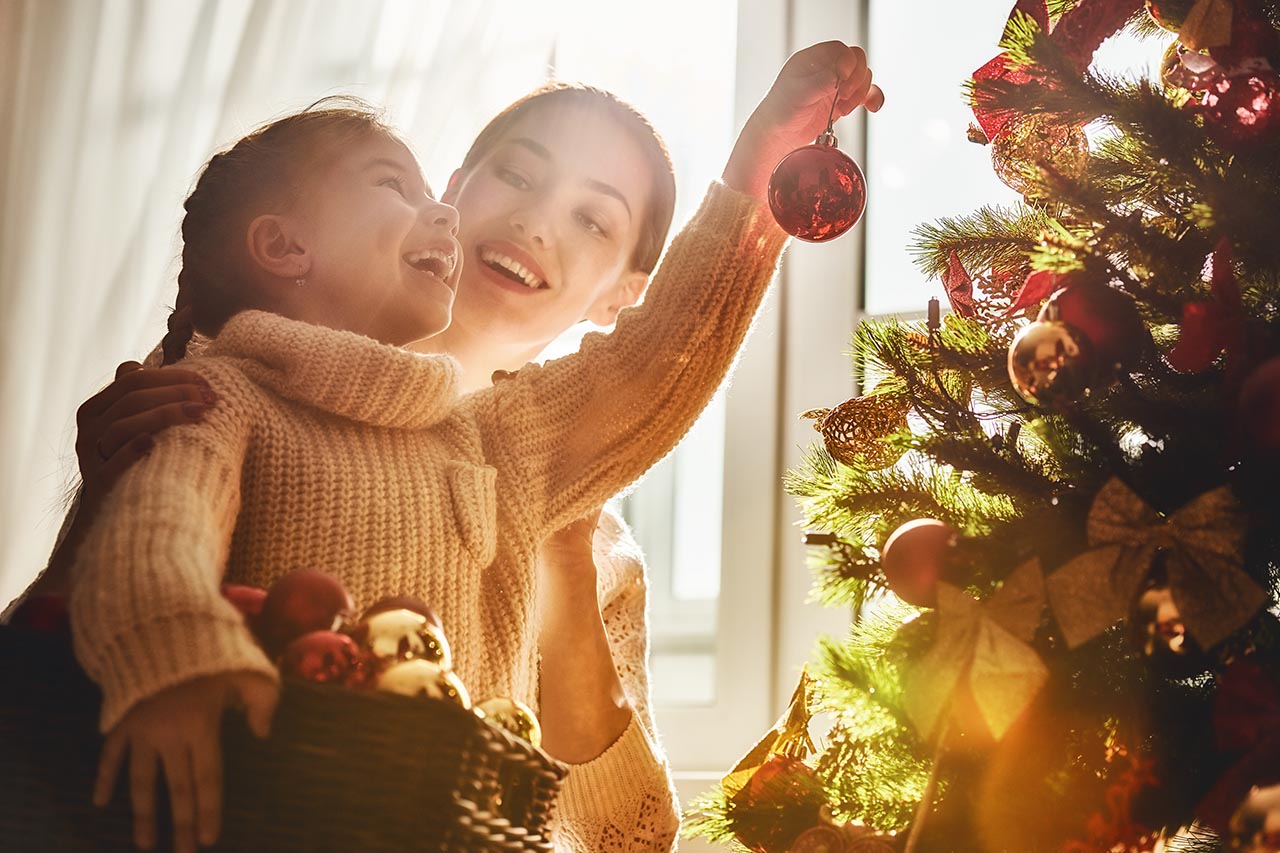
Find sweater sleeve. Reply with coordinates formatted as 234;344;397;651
552;511;680;852
69;360;277;731
470;181;787;542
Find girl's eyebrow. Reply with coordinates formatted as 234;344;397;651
505;137;633;220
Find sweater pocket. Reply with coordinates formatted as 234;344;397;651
446;461;498;566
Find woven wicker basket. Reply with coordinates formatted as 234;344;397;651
0;625;565;851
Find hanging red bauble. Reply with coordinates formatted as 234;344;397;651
768;131;866;243
1200;70;1280;150
880;519;957;608
1038;283;1150;371
1239;356;1280;454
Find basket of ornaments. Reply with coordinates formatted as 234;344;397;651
0;572;565;852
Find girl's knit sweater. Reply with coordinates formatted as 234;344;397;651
69;181;786;848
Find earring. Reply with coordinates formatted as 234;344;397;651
295;277;306;288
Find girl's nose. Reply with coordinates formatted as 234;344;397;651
427;199;460;236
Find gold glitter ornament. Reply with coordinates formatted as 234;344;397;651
990;114;1089;198
801;393;909;469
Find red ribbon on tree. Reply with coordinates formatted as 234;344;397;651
1004;269;1069;317
942;250;978;318
972;0;1144;139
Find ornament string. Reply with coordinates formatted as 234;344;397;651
823;74;840;137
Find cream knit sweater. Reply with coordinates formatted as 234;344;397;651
69;182;785;847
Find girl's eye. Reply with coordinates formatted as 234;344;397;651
575;211;608;237
498;167;531;191
380;175;407;195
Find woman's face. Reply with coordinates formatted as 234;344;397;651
442;102;654;352
294;135;462;346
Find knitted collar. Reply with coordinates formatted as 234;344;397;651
207;310;460;429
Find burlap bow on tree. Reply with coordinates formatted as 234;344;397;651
1046;478;1267;650
906;559;1048;742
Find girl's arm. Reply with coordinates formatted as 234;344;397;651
469;42;879;544
69;358;276;732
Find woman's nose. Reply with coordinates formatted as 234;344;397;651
510;209;551;249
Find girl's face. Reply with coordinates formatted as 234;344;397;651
290;135;462;346
442;102;655;352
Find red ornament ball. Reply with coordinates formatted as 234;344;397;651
258;570;353;654
880;519;957;608
1200;71;1280;150
1038;283;1149;371
768;140;866;242
731;754;824;853
279;630;372;687
1239;356;1280;455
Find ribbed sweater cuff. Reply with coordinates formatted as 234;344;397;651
558;711;671;817
699;180;790;260
80;614;278;731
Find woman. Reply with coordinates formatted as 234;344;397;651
13;44;882;852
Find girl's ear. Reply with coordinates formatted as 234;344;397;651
441;169;466;205
245;214;311;281
584;270;649;326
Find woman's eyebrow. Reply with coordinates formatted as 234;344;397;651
585;179;632;220
506;137;632;219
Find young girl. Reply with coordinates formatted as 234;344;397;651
40;41;880;853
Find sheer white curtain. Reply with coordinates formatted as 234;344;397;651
0;0;555;607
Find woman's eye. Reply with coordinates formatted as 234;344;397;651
575;211;607;237
380;176;407;195
498;168;531;191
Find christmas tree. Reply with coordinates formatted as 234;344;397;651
686;1;1280;851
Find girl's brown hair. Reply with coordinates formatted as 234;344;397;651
458;82;676;275
161;97;404;365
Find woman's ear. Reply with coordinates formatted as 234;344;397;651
584;270;649;326
441;169;466;205
245;214;311;281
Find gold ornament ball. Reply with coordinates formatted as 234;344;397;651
475;697;543;748
1007;320;1097;407
990;114;1089;199
376;659;471;708
354;608;452;668
880;518;957;608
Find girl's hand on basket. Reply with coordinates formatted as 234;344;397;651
723;40;883;201
94;672;278;853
